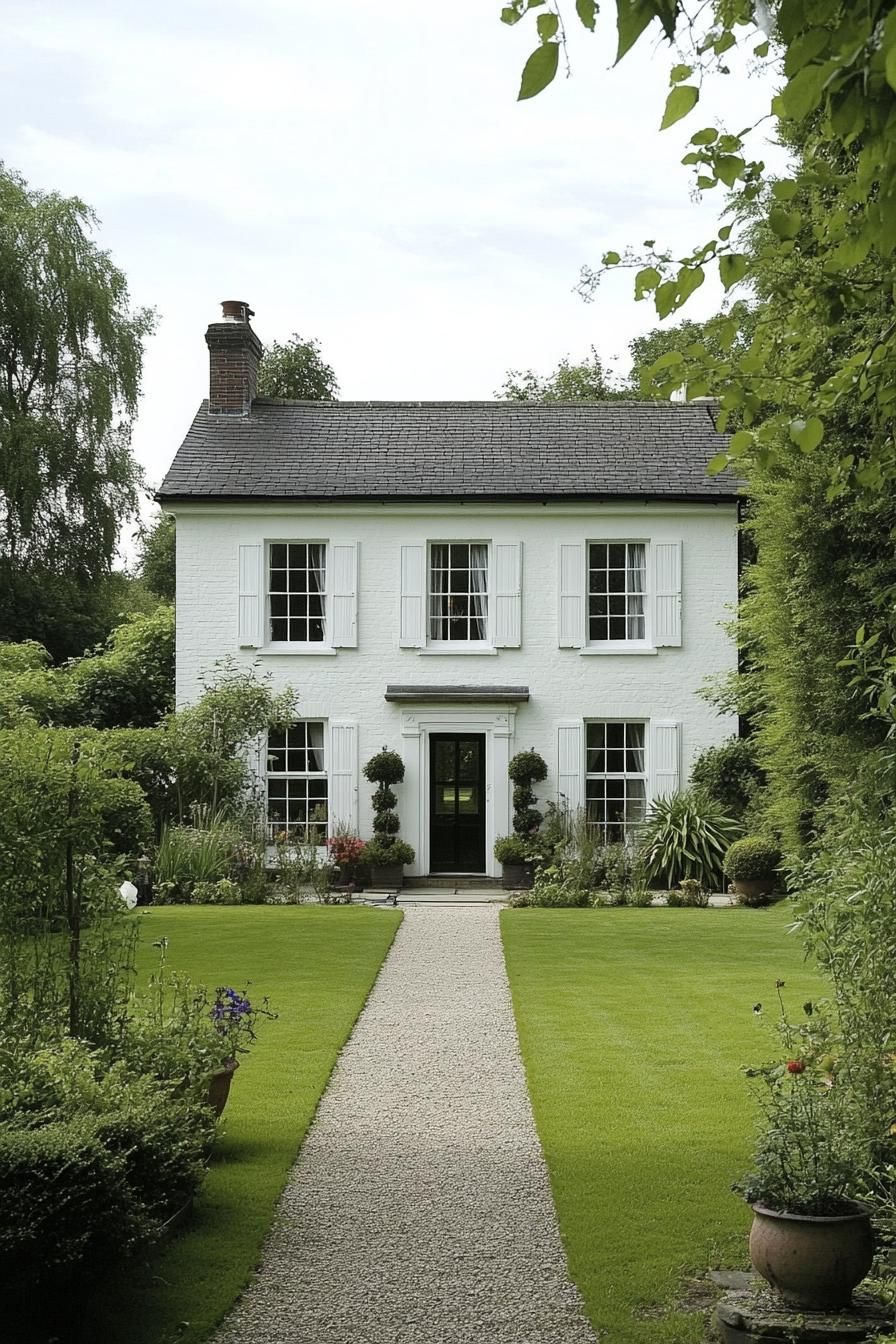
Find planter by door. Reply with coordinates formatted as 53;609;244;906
749;1202;874;1310
206;1057;239;1117
733;877;774;902
501;861;535;890
371;862;404;889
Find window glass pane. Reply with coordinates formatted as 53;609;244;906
269;543;327;642
585;722;647;842
587;541;647;643
429;540;488;642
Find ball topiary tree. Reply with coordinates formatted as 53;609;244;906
362;747;414;874
507;748;548;840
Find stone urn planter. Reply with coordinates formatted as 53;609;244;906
501;860;535;891
206;1057;239;1118
749;1202;874;1310
732;877;775;902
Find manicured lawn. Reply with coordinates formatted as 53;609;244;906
84;905;402;1344
501;904;822;1344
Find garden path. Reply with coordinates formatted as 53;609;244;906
212;904;597;1344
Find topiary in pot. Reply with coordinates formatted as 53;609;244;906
362;748;414;887
494;834;535;890
507;748;547;841
725;836;781;905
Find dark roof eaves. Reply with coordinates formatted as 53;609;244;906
156;488;741;506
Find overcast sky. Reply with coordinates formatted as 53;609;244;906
2;0;777;538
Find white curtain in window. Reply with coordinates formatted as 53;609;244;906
430;553;448;639
626;722;646;773
627;543;646;639
307;722;326;773
469;543;488;640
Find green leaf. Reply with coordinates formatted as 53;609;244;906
718;224;732;241
772;178;798;201
615;0;655;64
500;5;523;24
602;250;621;266
575;0;597;31
635;265;661;298
729;429;753;457
719;253;748;291
660;84;699;129
707;452;730;475
651;350;684;370
769;207;801;240
676;265;704;305
715;154;745;187
670;63;692;84
777;62;832;121
754;40;770;57
784;27;830;77
536;11;559;40
690;127;718;146
517;41;560;100
791;416;824;453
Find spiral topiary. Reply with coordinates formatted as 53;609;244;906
362;746;415;869
508;748;548;840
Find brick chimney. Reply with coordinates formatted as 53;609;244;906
205;300;263;415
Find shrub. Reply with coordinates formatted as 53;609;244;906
508;748;548;840
528;860;590;907
363;747;414;869
68;607;175;730
725;836;781;882
494;835;531;865
191;878;242;905
691;736;764;821
154;821;240;902
677;878;710;907
641;790;742;890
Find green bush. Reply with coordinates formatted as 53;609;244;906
191;878;242;905
364;837;415;868
725;836;780;882
68;607;175;729
362;748;405;786
641;790;742;890
494;835;531;864
528;860;590;907
690;736;764;821
154;820;241;901
95;776;153;857
507;749;548;785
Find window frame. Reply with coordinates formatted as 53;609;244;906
265;720;329;844
584;718;649;844
426;539;491;647
266;539;329;649
586;539;651;649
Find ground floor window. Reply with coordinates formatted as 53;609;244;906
266;721;328;840
585;721;647;842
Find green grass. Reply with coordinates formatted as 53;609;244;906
501;904;823;1344
85;905;401;1344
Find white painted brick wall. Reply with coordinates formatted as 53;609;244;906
174;500;738;874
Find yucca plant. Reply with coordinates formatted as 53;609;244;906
640;790;742;891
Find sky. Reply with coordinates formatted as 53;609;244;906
2;0;778;542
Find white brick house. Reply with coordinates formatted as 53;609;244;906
159;302;739;879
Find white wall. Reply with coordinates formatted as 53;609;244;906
173;499;738;876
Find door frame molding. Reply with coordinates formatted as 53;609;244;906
400;708;516;877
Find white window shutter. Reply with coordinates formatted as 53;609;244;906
557;721;584;813
650;719;680;801
558;542;585;648
330;543;358;648
399;544;426;648
653;541;682;647
238;544;264;648
328;721;358;833
492;542;521;648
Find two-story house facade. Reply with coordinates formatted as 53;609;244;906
158;302;739;879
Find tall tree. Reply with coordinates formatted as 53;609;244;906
497;347;624;400
0;164;154;656
257;333;339;400
137;510;176;602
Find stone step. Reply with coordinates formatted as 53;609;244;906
403;876;503;891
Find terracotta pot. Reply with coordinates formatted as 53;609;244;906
749;1201;874;1310
733;877;774;901
501;861;535;890
206;1057;239;1117
371;862;403;889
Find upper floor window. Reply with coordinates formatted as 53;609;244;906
266;721;328;841
588;542;646;643
269;542;326;644
429;542;488;643
585;720;647;842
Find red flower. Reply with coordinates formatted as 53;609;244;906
786;1059;806;1074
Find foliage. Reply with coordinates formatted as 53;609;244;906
137;512;176;601
498;347;625;401
0;639;74;726
725;836;780;882
0;164;154;654
68;606;175;729
690;736;764;823
667;878;709;907
494;834;532;864
735;987;865;1216
190;878;243;906
641;789;741;889
525;859;592;907
326;828;366;878
363;837;415;869
210;985;276;1061
154;819;243;903
363;746;413;867
507;747;547;839
256;333;339;401
271;819;336;901
0;566;152;663
592;839;648;905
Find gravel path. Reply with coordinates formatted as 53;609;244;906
213;905;597;1344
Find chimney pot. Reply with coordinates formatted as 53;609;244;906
206;300;262;415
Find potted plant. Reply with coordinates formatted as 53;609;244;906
725;836;780;905
362;747;415;888
734;985;872;1310
496;748;547;887
326;828;367;894
206;984;277;1116
494;834;535;890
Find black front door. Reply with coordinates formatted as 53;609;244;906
429;734;486;873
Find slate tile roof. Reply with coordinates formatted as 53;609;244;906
158;399;737;503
